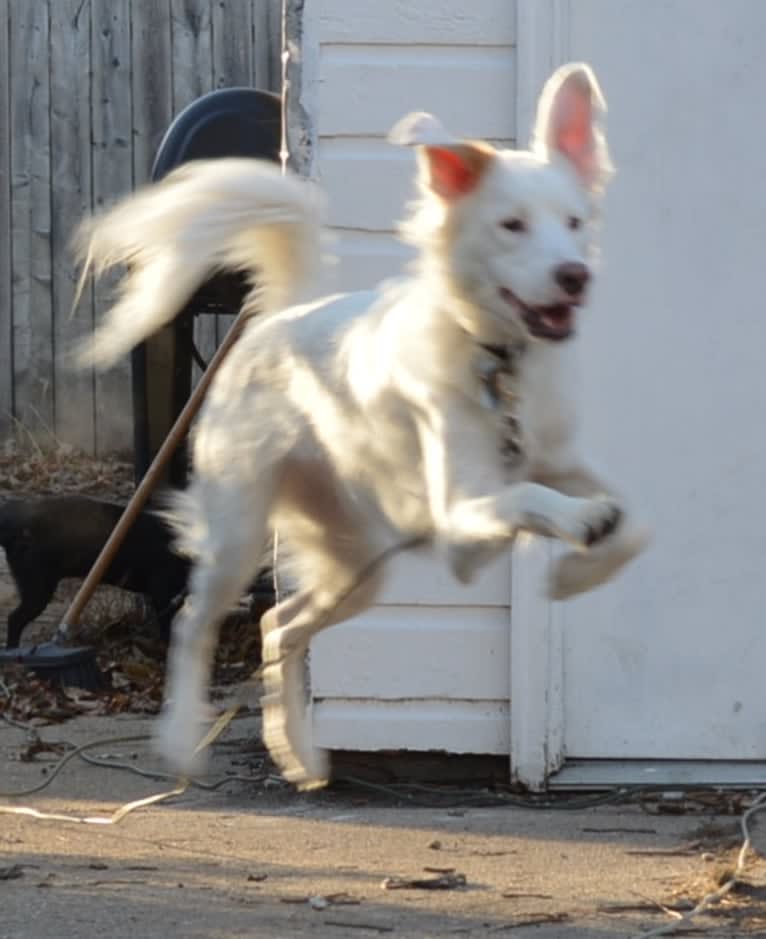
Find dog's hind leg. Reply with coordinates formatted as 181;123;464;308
156;476;274;776
260;539;386;790
261;466;384;789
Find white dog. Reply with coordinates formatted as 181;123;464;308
77;63;649;789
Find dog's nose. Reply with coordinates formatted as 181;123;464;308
554;262;590;297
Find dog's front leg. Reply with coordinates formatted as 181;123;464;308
417;405;624;584
444;483;622;583
533;463;651;599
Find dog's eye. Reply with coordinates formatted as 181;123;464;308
568;216;582;231
501;218;526;233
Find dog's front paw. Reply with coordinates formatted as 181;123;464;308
559;495;623;550
547;522;651;600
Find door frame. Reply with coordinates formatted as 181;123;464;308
510;0;571;790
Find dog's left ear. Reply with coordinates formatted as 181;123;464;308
532;63;613;192
389;111;495;201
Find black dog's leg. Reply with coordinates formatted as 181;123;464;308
5;570;59;648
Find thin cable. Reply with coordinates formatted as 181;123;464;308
334;776;644;811
0;735;151;798
77;751;266;790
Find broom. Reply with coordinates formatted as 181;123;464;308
0;310;248;690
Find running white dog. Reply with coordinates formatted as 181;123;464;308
77;63;649;789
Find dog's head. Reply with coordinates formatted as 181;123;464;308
391;63;613;344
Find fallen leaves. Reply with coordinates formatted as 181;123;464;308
0;442;134;502
0;668;99;725
0;659;162;727
1;614;262;727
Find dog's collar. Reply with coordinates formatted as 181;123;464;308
475;340;527;471
476;340;527;404
478;341;509;362
477;339;528;365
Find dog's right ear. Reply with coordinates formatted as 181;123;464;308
389;112;495;201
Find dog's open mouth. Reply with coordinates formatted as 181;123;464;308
499;287;576;341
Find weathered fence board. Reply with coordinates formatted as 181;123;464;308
0;0;280;453
51;0;95;453
254;0;282;93
211;0;255;346
173;0;218;374
10;1;54;441
91;0;135;454
0;0;12;440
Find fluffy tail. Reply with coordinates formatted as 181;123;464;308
74;158;324;368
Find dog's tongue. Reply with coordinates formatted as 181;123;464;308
540;305;572;334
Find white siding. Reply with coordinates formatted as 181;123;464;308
296;0;518;756
312;607;510;701
315;700;511;755
303;0;517;291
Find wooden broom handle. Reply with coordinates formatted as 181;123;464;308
60;309;249;630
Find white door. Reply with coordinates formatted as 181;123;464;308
513;0;766;784
302;0;520;756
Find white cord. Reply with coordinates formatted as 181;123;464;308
0;782;189;826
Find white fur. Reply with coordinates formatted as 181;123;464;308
73;159;324;367
77;63;649;789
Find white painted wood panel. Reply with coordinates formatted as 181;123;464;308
325;231;415;294
376;548;511;606
319;138;416;232
318;0;516;45
314;699;510;754
322;136;515;234
318;45;516;140
312;606;510;700
300;0;519;758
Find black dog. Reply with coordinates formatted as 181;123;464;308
0;495;192;649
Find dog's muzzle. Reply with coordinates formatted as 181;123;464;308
499;262;590;342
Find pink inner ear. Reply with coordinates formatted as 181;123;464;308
557;94;591;151
550;83;596;180
427;147;481;200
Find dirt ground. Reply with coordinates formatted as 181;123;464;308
2;452;766;937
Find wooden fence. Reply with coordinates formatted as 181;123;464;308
0;0;280;453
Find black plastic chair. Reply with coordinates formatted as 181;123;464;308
131;87;281;488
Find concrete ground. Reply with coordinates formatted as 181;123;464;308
0;487;764;938
2;712;766;939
